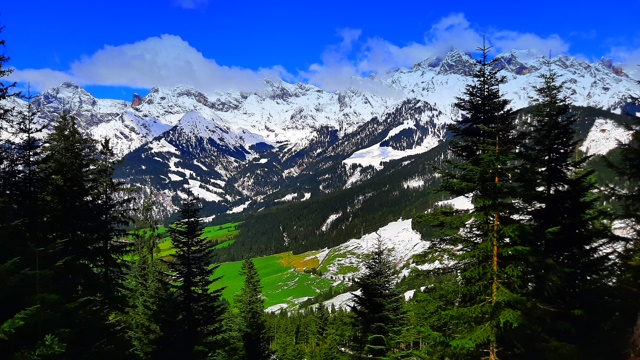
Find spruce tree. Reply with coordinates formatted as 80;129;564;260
351;237;404;359
607;81;640;358
426;41;526;359
90;138;132;309
124;195;171;359
517;63;616;359
37;113;132;359
41;113;102;302
212;301;246;360
0;25;54;359
167;194;224;358
235;258;270;360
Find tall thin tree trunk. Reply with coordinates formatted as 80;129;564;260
490;135;499;360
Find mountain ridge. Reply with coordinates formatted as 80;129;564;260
6;49;639;219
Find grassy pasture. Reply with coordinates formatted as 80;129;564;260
210;253;333;308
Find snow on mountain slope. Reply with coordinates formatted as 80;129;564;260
15;49;640;217
580;119;633;155
10;82;171;157
435;195;474;211
380;49;639;118
343;120;445;170
260;218;432;312
22;49;640;161
204;80;395;150
317;219;430;281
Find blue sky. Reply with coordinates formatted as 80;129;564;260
2;0;639;100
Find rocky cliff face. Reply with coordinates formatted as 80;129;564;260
131;93;143;108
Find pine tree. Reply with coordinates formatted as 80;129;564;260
517;62;616;359
426;41;526;359
212;301;246;360
0;26;68;359
124;195;171;359
167;194;224;358
351;237;404;359
36;113;132;359
607;80;640;358
41;113;102;302
0;25;16;128
90;138;132;309
235;258;270;360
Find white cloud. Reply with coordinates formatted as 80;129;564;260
298;28;403;97
9;35;288;93
8;68;73;92
301;13;572;91
357;13;483;74
9;13;581;97
491;31;569;55
608;46;640;79
298;28;362;91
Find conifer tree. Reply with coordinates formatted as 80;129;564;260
167;194;224;358
426;41;526;359
0;25;55;359
212;301;246;360
517;63;616;359
90;138;132;309
32;113;132;359
351;237;404;358
124;195;171;359
607;81;640;358
41;114;103;302
235;258;270;360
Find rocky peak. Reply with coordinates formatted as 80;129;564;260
600;58;626;77
437;49;477;76
411;55;443;71
35;81;97;114
131;93;143;108
492;50;543;75
58;81;81;90
264;79;294;101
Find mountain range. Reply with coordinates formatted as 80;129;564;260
5;49;639;220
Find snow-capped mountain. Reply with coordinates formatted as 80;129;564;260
8;82;171;157
12;49;640;218
379;49;639;118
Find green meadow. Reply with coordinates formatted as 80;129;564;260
150;222;240;259
210;254;333;309
136;221;334;309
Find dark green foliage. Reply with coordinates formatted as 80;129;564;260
212;301;246;360
166;194;224;358
91;139;132;308
0;28;54;358
123;195;172;359
515;63;619;359
425;42;526;359
1;110;133;357
39;114;133;359
41;114;103;301
235;259;270;360
351;238;404;358
266;308;352;360
607;86;640;358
